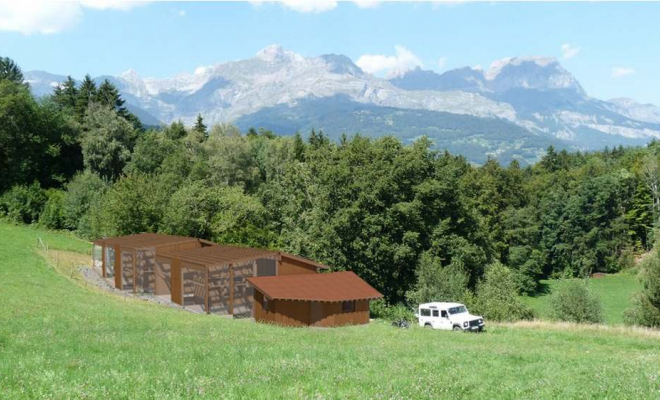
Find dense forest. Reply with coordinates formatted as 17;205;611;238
2;56;660;323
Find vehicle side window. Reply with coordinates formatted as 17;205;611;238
421;309;431;317
432;310;439;317
441;310;448;318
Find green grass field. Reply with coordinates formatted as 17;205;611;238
1;222;660;399
522;275;642;325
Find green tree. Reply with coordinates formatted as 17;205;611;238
62;171;108;233
625;245;660;327
292;132;305;161
0;56;24;84
53;76;79;111
80;104;137;180
473;262;533;322
406;252;470;306
163;120;187;140
549;279;603;324
76;74;97;119
192;114;207;142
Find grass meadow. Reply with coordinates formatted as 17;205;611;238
521;274;642;325
1;222;660;399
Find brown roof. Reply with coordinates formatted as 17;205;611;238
247;271;383;302
160;244;279;267
93;233;198;249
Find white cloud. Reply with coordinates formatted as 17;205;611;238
251;1;385;13
612;67;635;79
353;0;380;8
561;43;580;59
356;45;423;76
250;0;337;13
437;57;447;70
178;9;186;17
79;0;149;11
0;1;149;35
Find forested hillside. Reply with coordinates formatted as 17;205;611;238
2;57;659;317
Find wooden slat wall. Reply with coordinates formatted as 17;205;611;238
278;256;319;275
171;258;182;305
253;291;371;327
114;244;122;289
101;244;106;277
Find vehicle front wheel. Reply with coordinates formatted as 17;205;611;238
425;323;432;329
453;326;462;331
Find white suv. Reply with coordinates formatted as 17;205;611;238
417;302;485;332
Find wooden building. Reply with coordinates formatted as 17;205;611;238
92;234;380;326
92;233;203;293
156;245;328;316
247;271;383;327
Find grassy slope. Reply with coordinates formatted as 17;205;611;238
522;275;642;325
1;222;660;399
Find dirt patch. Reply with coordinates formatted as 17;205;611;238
591;272;608;279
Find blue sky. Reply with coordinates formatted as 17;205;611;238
1;1;659;105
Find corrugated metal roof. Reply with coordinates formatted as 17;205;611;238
247;271;383;302
93;233;198;249
160;244;279;267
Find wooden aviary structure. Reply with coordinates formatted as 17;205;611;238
157;245;327;316
248;271;383;327
92;233;203;293
92;234;380;326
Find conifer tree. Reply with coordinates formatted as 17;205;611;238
0;56;24;84
53;76;79;111
76;74;97;118
246;127;258;138
193;114;207;141
96;79;127;116
293;132;305;161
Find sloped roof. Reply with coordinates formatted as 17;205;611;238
93;233;198;249
247;271;383;302
160;244;279;267
160;244;330;270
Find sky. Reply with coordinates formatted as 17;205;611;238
1;0;660;105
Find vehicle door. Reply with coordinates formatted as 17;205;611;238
439;309;453;330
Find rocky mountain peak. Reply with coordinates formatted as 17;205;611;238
256;44;304;63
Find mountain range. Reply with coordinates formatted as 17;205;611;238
24;45;660;165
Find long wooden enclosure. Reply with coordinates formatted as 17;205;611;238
157;245;326;316
92;234;332;319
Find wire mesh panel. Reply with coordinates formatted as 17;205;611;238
208;265;229;314
257;258;277;276
105;247;115;277
155;258;172;295
136;249;156;293
92;245;103;270
232;261;256;317
121;251;134;291
182;264;206;313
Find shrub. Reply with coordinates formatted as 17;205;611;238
0;182;47;224
62;171;108;232
473;262;534;322
161;181;221;240
406;252;470;306
39;189;66;230
624;247;660;327
549;279;603;324
369;299;415;322
90;173;168;238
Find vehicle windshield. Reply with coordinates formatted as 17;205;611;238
448;306;467;315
